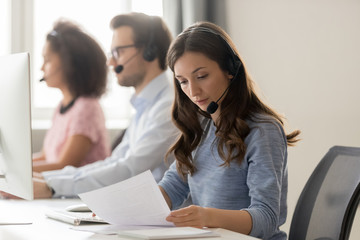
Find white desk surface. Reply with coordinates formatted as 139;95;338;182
0;199;258;240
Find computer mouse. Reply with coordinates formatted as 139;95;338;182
65;203;91;212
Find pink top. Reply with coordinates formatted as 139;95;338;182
43;97;110;166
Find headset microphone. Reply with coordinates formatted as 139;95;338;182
114;52;139;74
206;101;218;115
115;65;123;73
39;67;62;82
206;85;231;114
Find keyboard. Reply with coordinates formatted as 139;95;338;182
45;209;108;226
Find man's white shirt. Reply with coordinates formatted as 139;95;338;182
42;72;178;198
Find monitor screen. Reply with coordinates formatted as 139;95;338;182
0;52;33;200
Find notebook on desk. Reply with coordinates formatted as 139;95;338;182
45;208;108;226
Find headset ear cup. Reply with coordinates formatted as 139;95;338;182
228;58;235;76
228;58;242;77
143;45;157;62
143;16;157;62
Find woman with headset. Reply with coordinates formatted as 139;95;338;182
33;20;110;172
158;21;300;240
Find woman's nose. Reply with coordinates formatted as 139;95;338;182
188;82;200;97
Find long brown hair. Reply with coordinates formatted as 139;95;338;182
166;21;300;178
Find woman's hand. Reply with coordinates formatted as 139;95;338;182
166;205;253;235
166;205;209;228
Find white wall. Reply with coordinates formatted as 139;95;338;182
226;0;360;237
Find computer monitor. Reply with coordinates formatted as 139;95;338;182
0;52;33;200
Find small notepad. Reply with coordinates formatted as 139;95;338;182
118;227;220;239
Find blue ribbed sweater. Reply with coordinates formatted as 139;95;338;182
159;115;288;240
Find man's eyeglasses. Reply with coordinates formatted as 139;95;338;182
110;44;136;60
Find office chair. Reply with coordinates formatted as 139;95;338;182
111;128;126;151
289;145;360;240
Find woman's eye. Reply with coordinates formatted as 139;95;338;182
176;78;187;85
197;74;208;79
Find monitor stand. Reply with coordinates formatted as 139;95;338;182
0;132;32;225
0;173;33;225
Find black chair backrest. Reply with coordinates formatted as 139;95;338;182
289;146;360;240
111;128;126;151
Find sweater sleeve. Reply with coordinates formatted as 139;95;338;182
242;121;288;239
158;162;190;209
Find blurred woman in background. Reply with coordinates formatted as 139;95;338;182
33;20;110;172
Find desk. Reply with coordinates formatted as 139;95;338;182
0;199;258;240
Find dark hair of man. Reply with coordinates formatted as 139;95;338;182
166;21;300;178
46;20;107;98
110;12;172;70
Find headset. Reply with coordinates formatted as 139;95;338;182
142;17;158;62
189;26;242;78
114;17;158;73
185;26;243;114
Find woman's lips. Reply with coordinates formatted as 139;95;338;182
195;98;208;106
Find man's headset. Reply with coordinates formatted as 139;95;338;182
115;17;157;74
142;17;157;62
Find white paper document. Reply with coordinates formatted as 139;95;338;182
78;170;172;226
118;227;221;239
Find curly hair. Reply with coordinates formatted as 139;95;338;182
46;19;107;98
